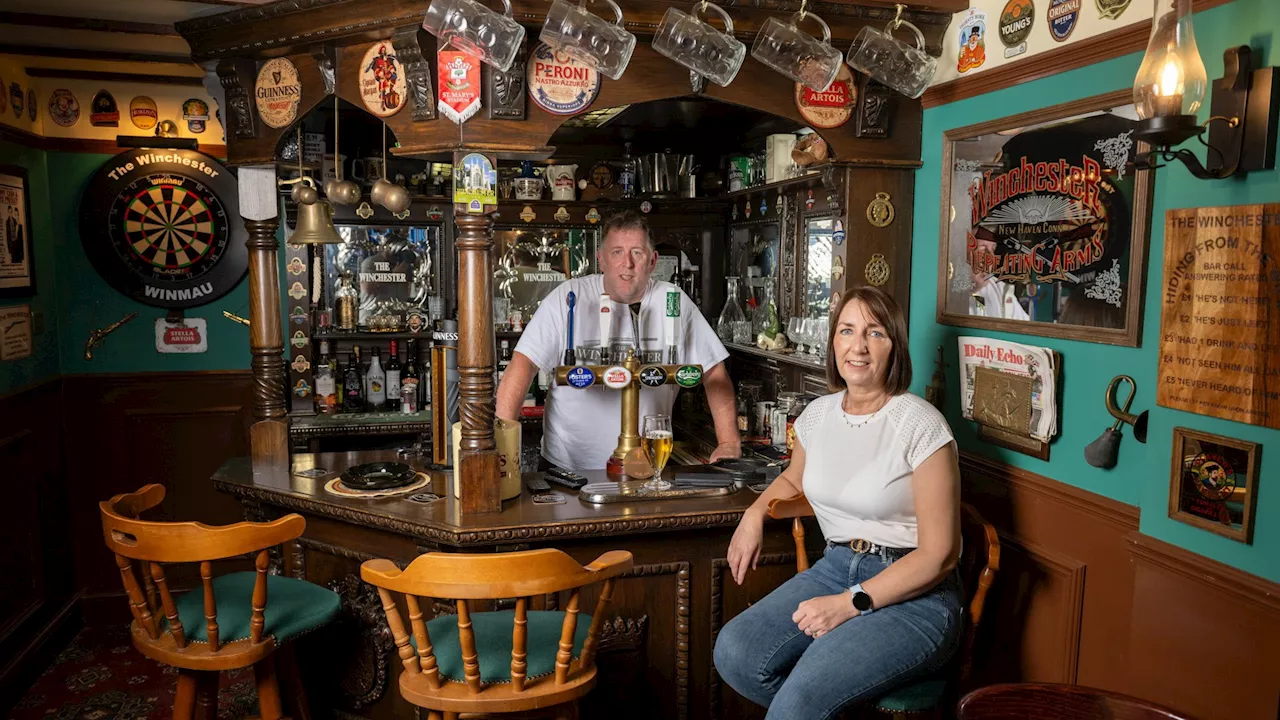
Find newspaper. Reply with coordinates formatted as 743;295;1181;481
957;336;1058;441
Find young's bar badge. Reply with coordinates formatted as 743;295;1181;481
999;0;1034;58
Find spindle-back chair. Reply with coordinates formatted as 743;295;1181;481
100;484;340;720
765;494;1001;719
361;548;633;720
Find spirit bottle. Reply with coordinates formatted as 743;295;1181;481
366;347;387;411
342;347;365;412
716;276;749;345
401;338;420;414
385;340;402;413
619;142;636;199
315;340;337;414
335;272;358;331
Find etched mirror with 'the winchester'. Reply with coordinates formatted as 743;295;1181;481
937;90;1152;346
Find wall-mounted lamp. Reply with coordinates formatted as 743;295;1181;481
1132;0;1278;179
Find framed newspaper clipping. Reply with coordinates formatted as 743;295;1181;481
937;89;1153;346
0;164;36;298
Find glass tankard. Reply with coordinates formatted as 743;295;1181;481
422;0;526;72
653;2;746;88
750;11;842;92
540;0;636;80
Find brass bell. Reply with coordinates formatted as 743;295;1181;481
291;180;343;245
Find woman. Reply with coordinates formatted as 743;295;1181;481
713;286;962;719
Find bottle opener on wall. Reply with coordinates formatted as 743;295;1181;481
1084;375;1148;469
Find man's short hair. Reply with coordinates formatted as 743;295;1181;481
600;210;653;251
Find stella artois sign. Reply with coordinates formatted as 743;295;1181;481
795;64;855;129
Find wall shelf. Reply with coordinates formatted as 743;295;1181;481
726;342;825;372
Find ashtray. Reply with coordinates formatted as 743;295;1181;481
341;462;417;490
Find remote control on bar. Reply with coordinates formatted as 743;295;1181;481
544;466;588;489
525;476;552;493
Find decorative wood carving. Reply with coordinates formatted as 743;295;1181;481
708;554;797;720
855;79;891;138
244;218;287;427
327;574;395;710
220;481;748;545
485;39;526;120
780;194;798;319
597;615;648;654
240;499;284;575
454;210;500;514
311;43;337;96
393;26;437;122
216;59;259;140
290;539;306;579
619;561;690;720
297;536;378;564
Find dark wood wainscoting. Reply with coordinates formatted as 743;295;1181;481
61;371;255;623
959;452;1280;720
0;380;78;711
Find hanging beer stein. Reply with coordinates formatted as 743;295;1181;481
750;2;842;92
540;0;636;80
653;1;746;88
422;0;526;71
845;3;937;99
1084;375;1148;469
324;96;362;205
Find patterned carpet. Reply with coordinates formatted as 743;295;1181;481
10;625;260;719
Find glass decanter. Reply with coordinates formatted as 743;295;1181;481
753;281;780;339
717;276;749;345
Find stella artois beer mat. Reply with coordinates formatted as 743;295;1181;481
795;64;855;129
438;49;481;124
255;57;301;129
1158;204;1280;428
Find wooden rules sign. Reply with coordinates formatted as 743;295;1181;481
1158;204;1280;427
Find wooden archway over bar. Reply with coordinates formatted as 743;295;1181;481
178;0;951;513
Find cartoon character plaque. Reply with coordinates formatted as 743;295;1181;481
1169;427;1259;544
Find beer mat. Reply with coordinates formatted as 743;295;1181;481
324;472;431;499
531;492;567;504
295;467;331;478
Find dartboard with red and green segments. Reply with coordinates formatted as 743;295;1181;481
81;148;247;308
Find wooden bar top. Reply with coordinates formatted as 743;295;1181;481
212;451;755;548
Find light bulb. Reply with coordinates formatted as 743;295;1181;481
1133;0;1207;119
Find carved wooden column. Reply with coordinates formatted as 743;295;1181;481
239;166;288;473
454;205;501;514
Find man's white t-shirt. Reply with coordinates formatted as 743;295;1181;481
969;278;1030;320
514;275;729;470
794;392;954;548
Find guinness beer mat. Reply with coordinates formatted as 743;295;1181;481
255;57;301;129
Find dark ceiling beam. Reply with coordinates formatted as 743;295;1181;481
0;44;194;65
24;67;205;86
0;12;177;35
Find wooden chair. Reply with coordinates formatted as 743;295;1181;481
360;547;634;720
100;484;341;720
766;494;1001;719
958;683;1200;719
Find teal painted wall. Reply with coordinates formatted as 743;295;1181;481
0;139;61;395
908;0;1279;581
47;151;251;373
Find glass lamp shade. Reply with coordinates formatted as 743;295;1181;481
1133;0;1207;120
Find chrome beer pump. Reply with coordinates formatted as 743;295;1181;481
553;288;703;477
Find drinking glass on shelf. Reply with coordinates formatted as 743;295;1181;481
642;414;674;491
787;317;803;353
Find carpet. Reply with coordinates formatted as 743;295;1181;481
10;624;260;719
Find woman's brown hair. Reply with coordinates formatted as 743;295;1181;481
824;286;913;395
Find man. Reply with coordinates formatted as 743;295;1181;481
497;210;741;471
968;236;1028;320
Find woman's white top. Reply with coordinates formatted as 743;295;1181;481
794;391;954;549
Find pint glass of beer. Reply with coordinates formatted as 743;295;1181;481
642;414;674;491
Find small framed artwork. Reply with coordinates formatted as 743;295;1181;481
0;164;36;298
1168;427;1260;544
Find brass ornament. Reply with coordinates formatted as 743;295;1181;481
831;256;845;281
865;253;891;286
866;192;895;227
356;201;374;219
84;312;138;360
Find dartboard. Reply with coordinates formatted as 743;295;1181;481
81;149;246;308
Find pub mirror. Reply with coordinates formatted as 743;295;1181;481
493;228;598;320
937;90;1153;346
804;216;834;318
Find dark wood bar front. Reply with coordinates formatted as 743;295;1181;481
214;453;820;720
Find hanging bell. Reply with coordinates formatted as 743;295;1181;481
291;183;343;245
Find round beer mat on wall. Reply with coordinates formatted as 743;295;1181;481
79;148;247;308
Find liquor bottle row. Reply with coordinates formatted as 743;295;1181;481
313;338;428;415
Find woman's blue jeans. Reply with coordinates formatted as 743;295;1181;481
713;543;963;720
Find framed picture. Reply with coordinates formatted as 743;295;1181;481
936;89;1153;346
0;164;36;298
1168;427;1260;544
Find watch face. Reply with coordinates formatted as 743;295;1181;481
852;591;872;612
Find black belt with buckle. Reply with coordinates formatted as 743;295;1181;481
829;538;912;558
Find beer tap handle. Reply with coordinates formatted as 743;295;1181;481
599;292;611;363
629;301;642;356
665;288;680;364
565;291;577;366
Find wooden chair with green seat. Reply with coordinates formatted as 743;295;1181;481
767;494;1001;720
360;547;634;720
100;484;342;720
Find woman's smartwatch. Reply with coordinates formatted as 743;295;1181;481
849;584;874;614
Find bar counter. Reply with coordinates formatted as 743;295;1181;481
212;451;818;720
